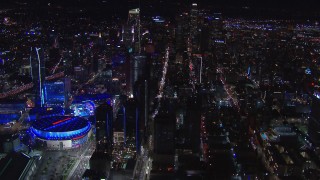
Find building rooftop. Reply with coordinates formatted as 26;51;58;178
0;152;32;180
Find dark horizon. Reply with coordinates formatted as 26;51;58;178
1;0;320;20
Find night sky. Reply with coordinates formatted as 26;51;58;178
0;0;320;19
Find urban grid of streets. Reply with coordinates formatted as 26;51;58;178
1;1;320;179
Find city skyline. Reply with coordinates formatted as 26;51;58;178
0;1;320;180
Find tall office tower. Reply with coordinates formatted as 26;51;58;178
95;103;113;154
190;3;199;53
190;3;198;37
122;25;131;50
30;47;45;107
210;13;224;47
132;55;146;86
129;55;146;95
127;8;141;53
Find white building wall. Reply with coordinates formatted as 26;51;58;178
46;140;72;149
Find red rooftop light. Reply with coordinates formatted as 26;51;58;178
52;117;72;125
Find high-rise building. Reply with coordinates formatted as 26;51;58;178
44;78;71;107
95;103;113;154
210;13;224;47
127;8;141;53
190;3;199;53
44;81;64;106
131;55;146;90
190;3;198;36
30;47;45;107
127;55;147;95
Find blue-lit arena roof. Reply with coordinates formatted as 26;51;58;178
31;116;91;140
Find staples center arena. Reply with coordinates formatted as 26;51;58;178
30;116;92;149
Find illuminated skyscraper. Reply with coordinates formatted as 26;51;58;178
44;81;64;106
44;78;71;107
127;8;141;53
190;3;198;36
30;47;45;107
131;55;146;89
190;3;199;53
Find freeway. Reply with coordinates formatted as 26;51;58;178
0;72;64;99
